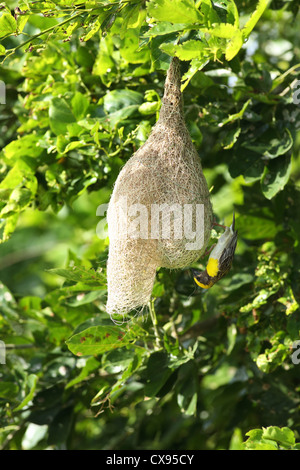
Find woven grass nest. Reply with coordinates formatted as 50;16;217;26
106;57;213;316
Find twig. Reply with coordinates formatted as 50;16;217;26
2;10;86;63
148;299;161;349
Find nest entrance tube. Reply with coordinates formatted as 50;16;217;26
106;58;213;316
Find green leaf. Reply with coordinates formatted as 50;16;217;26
261;154;292;200
144;22;188;37
0;13;17;38
0;382;19;400
178;390;197;416
229;428;243;450
119;28;151;64
181;57;209;90
204;23;238;39
245;69;272;93
219;99;251;126
3;135;44;162
14;374;38;412
0;284;17;313
66;324;147;356
277;286;299;315
199;0;220;24
243;426;297;450
0;159;37;224
48;266;105;285
225;30;244;61
160;39;207;61
80;17;102;42
227;323;238;355
235;214;277;240
224;273;254;292
65;290;105;306
150;34;177;70
244;437;278;450
49;97;76;136
120;2;143;36
92;35;117;87
147;0;203;24
1;188;32;214
190;70;214;90
256;343;288;373
226;0;240;27
202;363;237;390
229;148;264;181
48;406;73;446
71;92;90;121
109;350;145;403
242;0;271;38
22;423;48;450
144;351;173;397
243;127;293;159
222;126;241;149
65;357;100;389
176;362;198;416
102;89;144;127
138;101;160;115
103;89;143;113
0;161;33;191
0;212;19;242
262;426;296;448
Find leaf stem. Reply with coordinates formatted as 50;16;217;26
148;299;161;349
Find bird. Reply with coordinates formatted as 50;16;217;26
192;212;238;289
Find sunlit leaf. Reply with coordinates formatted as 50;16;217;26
147;0;203;24
0;13;17;38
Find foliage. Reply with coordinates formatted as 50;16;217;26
241;425;300;450
0;0;300;450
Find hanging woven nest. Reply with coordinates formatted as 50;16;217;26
106;57;213;316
